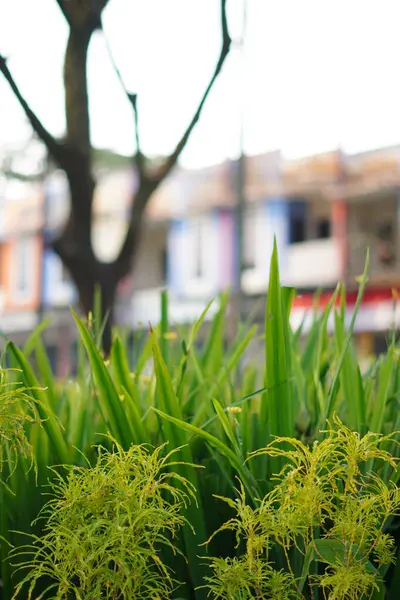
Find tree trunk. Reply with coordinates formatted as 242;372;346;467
0;1;232;361
64;27;92;157
52;171;129;356
70;259;120;356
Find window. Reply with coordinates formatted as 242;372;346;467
243;210;257;270
377;222;394;241
316;218;331;239
288;201;307;244
374;333;389;356
15;236;31;298
376;221;395;266
193;219;204;278
291;216;306;243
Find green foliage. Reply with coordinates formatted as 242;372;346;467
11;443;195;600
0;367;44;594
202;417;400;600
2;245;400;599
0;368;39;475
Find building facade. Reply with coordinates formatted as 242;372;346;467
1;144;400;369
161;145;400;358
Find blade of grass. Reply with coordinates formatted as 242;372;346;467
7;342;69;465
150;328;209;600
369;347;394;435
192;324;258;427
325;249;369;422
160;289;169;364
201;290;230;374
34;338;58;411
0;484;12;599
212;398;242;458
72;310;135;449
23;318;52;358
262;238;294;452
153;407;260;504
111;336;149;427
188;298;215;349
333;306;364;431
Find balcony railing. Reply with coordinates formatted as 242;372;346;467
283;239;341;288
242;238;342;294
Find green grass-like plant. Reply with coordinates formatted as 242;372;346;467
0;368;39;475
10;442;196;599
2;244;400;599
202;416;400;599
0;367;44;594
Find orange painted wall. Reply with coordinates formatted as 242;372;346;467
1;235;42;312
331;199;348;278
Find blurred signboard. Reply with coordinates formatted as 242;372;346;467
282;151;340;194
344;146;400;195
282;146;400;199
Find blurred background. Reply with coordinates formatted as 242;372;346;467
1;0;400;374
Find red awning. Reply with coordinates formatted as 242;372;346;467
292;287;398;309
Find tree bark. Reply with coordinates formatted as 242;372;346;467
52;173;154;355
72;262;118;355
64;28;92;157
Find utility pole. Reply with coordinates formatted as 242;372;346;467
37;154;50;326
232;0;248;321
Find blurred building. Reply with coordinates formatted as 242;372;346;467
1;144;400;370
155;145;400;357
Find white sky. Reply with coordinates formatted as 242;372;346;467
1;0;400;168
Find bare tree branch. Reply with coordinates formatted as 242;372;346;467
114;0;231;276
1;169;44;182
101;24;145;176
0;55;67;168
55;0;72;26
1;0;232;332
156;0;232;182
130;93;143;171
113;176;159;279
